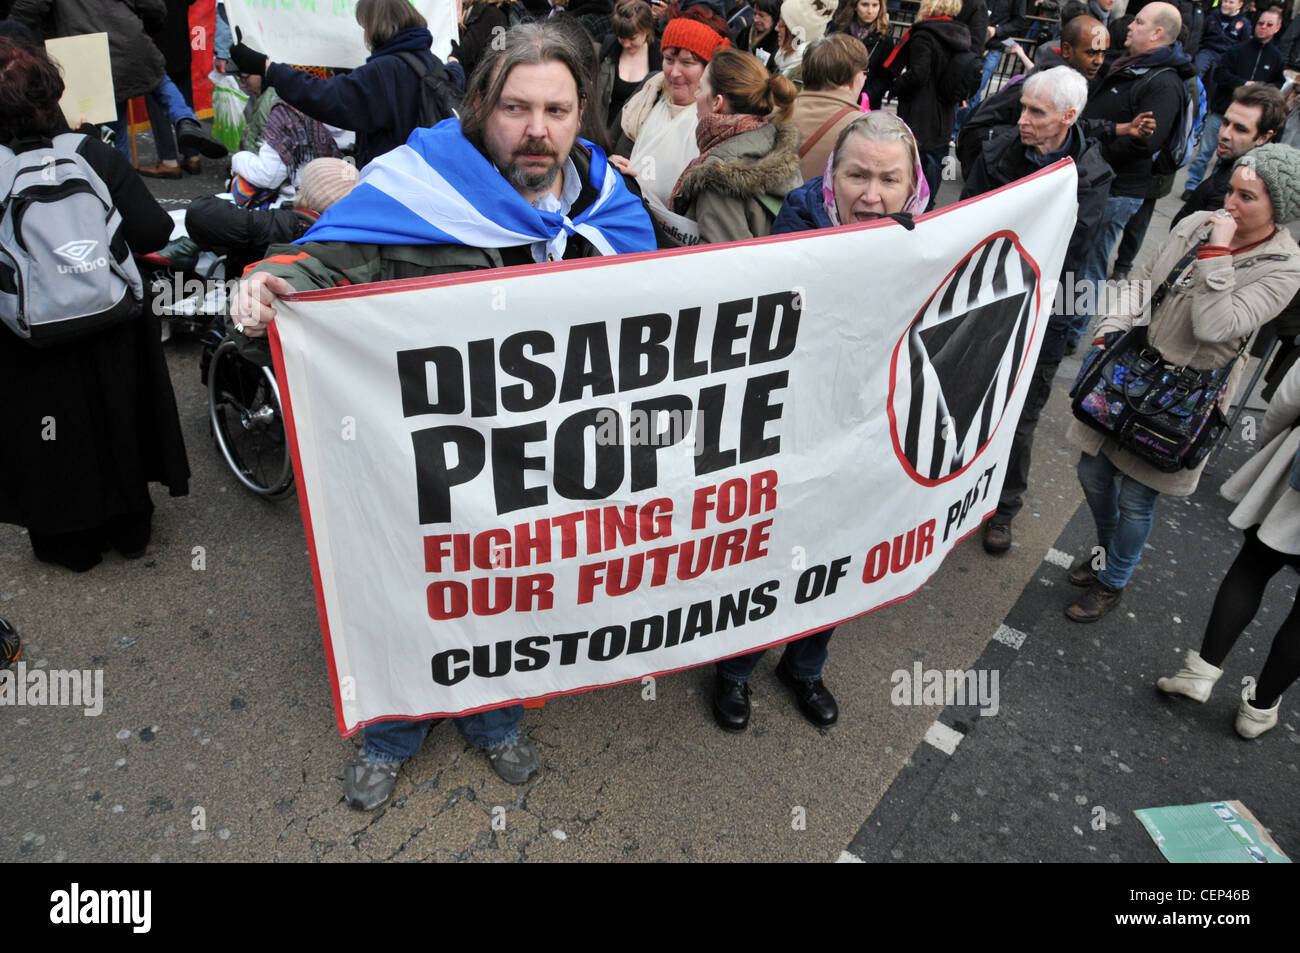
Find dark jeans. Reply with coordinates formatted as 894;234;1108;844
993;357;1060;525
717;627;834;683
920;146;947;212
1112;194;1158;275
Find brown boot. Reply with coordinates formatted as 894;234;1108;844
137;162;182;179
982;521;1012;555
1065;581;1123;623
1067;550;1102;587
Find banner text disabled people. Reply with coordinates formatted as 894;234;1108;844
270;161;1077;730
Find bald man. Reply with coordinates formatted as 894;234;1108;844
1071;1;1193;350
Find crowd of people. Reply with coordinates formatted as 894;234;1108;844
3;0;1300;813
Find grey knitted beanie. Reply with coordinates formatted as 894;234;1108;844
1233;143;1300;224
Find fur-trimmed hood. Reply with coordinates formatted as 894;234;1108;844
672;122;802;210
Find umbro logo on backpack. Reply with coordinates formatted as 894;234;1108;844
0;134;142;346
54;239;108;274
55;239;99;262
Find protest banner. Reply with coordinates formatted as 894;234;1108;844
224;0;455;67
268;161;1078;735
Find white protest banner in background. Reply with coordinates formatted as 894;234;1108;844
269;162;1077;735
225;0;456;67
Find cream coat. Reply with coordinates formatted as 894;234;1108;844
1067;211;1300;496
1221;356;1300;554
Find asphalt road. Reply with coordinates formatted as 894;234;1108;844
1;127;1294;863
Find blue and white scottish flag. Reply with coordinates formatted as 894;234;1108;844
299;119;656;261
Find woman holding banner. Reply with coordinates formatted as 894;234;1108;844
701;111;927;733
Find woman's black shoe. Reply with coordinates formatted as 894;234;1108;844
712;676;751;732
776;660;839;727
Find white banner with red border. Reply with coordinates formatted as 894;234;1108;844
269;161;1077;735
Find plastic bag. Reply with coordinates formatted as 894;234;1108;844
209;70;248;155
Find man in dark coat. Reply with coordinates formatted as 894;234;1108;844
1173;82;1284;225
1183;6;1283;193
1073;1;1191;349
960;65;1115;554
958;13;1115;175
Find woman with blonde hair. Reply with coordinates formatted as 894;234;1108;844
670;47;802;243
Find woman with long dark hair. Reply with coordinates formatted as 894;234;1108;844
598;0;663;143
827;0;894;108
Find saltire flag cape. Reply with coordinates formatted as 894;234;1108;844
267;161;1078;735
301;120;657;261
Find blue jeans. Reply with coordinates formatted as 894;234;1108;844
1183;111;1223;193
362;704;525;762
718;627;834;683
1070;194;1145;346
954;49;1004;131
1076;452;1161;589
107;74;197;160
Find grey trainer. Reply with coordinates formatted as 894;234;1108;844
345;751;401;811
486;736;540;784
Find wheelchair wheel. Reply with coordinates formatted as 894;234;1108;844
207;339;295;499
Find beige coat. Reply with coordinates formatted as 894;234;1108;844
792;90;860;182
1067;211;1300;496
1221;355;1300;554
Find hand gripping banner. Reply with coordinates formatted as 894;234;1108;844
269;161;1078;735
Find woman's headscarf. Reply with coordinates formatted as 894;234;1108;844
820;111;928;225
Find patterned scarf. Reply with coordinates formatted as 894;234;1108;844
669;112;769;207
262;103;341;178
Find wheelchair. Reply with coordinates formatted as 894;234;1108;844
200;326;295;500
138;218;295;501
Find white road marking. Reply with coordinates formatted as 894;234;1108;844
924;720;964;755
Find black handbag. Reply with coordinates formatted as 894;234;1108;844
1069;240;1245;473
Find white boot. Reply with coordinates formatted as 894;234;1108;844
1156;650;1223;703
1235;696;1281;739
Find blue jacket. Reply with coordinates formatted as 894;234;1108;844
265;27;462;168
772;178;834;234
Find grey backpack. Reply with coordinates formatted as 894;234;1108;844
0;133;143;347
